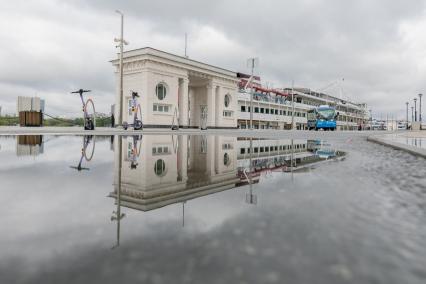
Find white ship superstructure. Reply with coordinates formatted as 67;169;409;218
237;73;370;130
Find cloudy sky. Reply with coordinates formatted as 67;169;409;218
1;0;426;119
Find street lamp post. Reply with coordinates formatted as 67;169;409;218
405;102;409;130
419;93;423;124
414;98;417;122
291;80;295;130
115;10;128;127
411;106;414;123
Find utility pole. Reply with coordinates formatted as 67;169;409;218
411;106;414;123
246;58;258;130
406;102;409;129
291;80;295;130
250;59;254;130
419;93;423;124
114;10;128;127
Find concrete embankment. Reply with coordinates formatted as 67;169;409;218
367;131;426;158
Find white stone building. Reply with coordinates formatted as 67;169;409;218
111;47;239;129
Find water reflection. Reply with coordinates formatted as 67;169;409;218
16;135;44;156
108;135;345;246
111;136;344;209
69;136;96;171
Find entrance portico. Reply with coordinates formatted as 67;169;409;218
111;47;239;129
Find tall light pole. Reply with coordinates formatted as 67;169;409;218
114;10;128;127
414;98;418;122
291;80;295;130
411;106;414;123
406;102;409;129
245;58;258;130
419;93;423;124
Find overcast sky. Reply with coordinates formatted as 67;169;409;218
1;0;426;119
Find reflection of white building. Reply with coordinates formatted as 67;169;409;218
111;135;239;211
112;135;345;212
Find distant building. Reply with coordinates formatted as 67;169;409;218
16;96;45;127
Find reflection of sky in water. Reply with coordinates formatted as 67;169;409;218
388;137;426;149
0;135;425;284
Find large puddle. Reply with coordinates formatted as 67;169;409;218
0;134;425;284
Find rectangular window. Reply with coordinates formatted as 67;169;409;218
254;147;259;153
280;110;283;115
240;148;246;154
153;104;171;113
241;106;246;112
255;107;259;113
260;108;264;113
260;147;264;153
223;110;233;117
266;109;269;114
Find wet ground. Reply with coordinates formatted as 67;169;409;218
386;136;426;149
0;134;425;284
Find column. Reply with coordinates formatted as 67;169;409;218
177;135;188;182
206;82;216;128
215;85;221;127
206;136;216;176
189;88;195;127
178;78;189;127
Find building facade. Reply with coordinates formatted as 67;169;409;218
111;47;239;129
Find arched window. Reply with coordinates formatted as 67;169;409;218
224;94;231;107
156;83;167;100
154;159;166;176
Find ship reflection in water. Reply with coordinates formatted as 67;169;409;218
109;135;345;247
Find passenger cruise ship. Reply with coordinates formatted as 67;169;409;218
236;73;369;130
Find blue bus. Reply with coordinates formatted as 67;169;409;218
307;105;339;131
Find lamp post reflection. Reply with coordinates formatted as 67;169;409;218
111;135;125;249
245;137;257;205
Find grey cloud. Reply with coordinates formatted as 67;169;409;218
1;0;426;117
